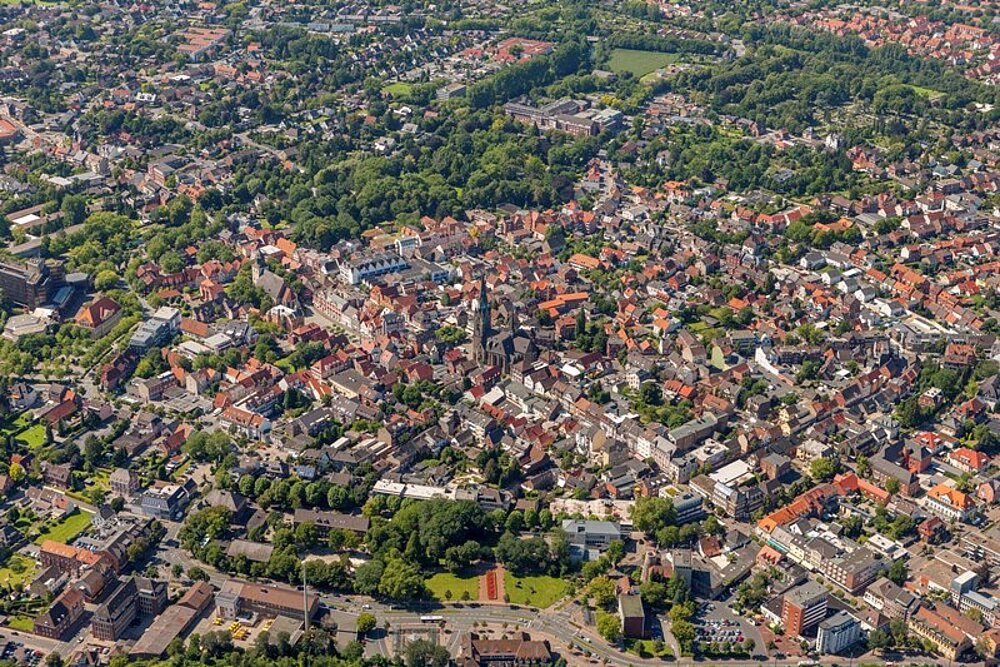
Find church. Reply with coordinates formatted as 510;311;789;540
469;281;538;373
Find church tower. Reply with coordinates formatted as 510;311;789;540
252;251;265;284
471;280;490;363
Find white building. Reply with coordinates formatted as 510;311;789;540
816;611;862;655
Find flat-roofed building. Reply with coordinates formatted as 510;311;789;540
817;611;862;655
782;580;828;637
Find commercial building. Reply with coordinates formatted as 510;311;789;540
140;482;192;520
0;258;61;307
821;547;882;594
924;483;976;522
782;580;828;637
338;252;408;285
816;611;862;655
215;581;319;621
958;590;999;626
672;491;705;524
129;307;180;350
131;581;214;658
907;606;971;661
863;577;918;619
92;576;167;641
561;519;621;552
459;632;552;666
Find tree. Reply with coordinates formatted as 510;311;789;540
354;559;384;596
60;195;87;226
630;496;676;535
605;539;625;565
590;576;617;610
884;558;908;586
200;630;233;657
868;630;892;651
885;477;901;495
671;619;696;653
357;613;377;634
639;579;670;609
404;639;450;667
597;613;621;642
377;558;426;600
810;457;836;482
703;515;723;537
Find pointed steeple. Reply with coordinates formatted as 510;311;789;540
472;279;490;363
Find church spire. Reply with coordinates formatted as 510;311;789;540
472;279;490;363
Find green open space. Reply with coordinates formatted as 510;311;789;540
33;508;92;545
625;638;674;658
0;554;36;589
16;424;46;451
710;345;728;371
607;48;680;78
426;572;480;602
6;616;33;632
503;572;568;608
383;82;413;96
908;84;945;100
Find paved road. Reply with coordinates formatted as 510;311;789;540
353;599;833;667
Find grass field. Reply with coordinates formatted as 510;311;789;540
607;49;679;78
34;508;92;545
16;424;46;450
625;638;674;658
1;412;32;435
426;572;480;602
0;554;36;589
710;345;728;371
909;85;945;100
383;82;413;96
6;617;33;632
504;573;568;608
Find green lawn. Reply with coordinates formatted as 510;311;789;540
607;48;679;78
504;573;568;608
34;508;92;545
6;617;33;632
626;638;674;658
171;459;192;480
1;412;32;435
384;82;413;96
16;424;46;450
909;84;945;100
710;345;728;371
426;572;479;602
0;554;36;589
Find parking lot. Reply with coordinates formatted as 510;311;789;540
695;601;766;656
2;640;41;666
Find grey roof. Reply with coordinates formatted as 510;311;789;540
819;610;858;631
561;519;621;536
618;594;645;619
785;580;828;607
